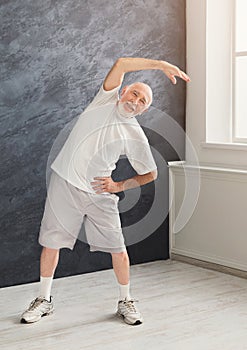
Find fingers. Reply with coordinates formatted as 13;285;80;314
91;184;104;189
93;177;110;180
91;181;104;185
168;65;191;83
176;68;191;82
91;177;107;185
170;75;177;84
91;177;109;194
180;71;191;82
91;184;107;193
170;71;190;84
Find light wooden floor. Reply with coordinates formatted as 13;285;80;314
1;259;247;350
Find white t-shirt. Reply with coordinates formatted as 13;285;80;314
50;84;157;194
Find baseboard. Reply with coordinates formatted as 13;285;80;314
171;253;247;280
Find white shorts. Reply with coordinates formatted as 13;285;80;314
38;171;126;253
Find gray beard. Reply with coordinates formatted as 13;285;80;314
117;102;138;118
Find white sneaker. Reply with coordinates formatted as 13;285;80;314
20;296;54;323
117;298;143;325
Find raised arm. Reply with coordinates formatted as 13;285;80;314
103;57;191;91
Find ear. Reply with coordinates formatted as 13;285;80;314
120;85;128;96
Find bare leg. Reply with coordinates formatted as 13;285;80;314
40;247;60;277
20;247;59;322
111;251;130;285
112;251;142;325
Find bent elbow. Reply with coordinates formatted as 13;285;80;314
115;57;124;69
151;169;158;180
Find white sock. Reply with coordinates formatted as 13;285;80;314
118;282;131;301
40;276;53;301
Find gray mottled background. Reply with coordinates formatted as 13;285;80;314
0;0;186;287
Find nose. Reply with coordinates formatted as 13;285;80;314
129;97;139;105
129;96;137;103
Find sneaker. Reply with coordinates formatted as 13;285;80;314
117;298;143;325
20;296;54;323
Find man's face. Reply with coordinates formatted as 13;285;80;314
117;83;152;118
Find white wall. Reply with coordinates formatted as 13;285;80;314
169;163;247;271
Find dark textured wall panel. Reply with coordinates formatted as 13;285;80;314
0;0;186;287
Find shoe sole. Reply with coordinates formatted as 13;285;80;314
116;311;143;325
20;309;54;324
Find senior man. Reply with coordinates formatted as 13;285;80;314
20;57;190;325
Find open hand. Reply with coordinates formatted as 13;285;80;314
90;176;122;194
162;61;191;84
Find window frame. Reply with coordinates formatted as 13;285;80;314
232;0;247;143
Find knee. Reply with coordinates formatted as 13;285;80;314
111;251;129;261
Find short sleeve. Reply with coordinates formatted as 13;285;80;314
84;84;121;112
125;131;157;175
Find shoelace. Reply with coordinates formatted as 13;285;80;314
28;297;45;311
121;299;139;313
